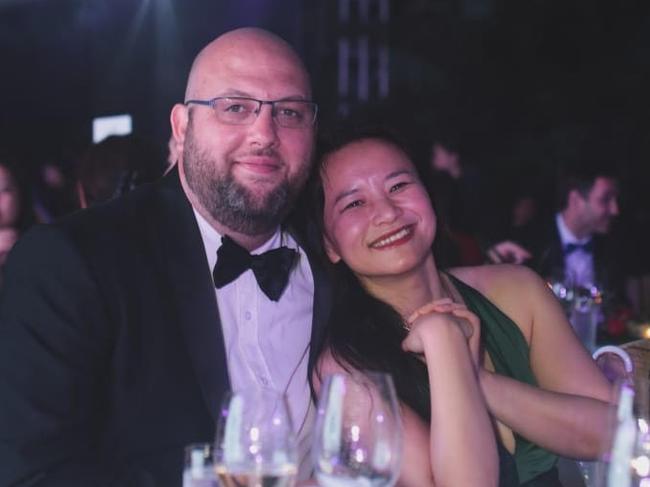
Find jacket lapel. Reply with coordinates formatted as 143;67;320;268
152;167;230;421
535;221;565;281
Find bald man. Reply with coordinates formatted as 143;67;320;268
0;28;329;486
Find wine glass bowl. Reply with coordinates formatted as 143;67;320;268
213;389;297;487
312;372;403;487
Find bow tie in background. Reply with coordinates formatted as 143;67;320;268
213;235;297;302
564;240;594;256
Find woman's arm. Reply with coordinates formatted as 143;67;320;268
477;265;615;459
403;312;498;487
479;368;612;458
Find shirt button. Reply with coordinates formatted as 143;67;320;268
244;311;252;320
259;376;269;386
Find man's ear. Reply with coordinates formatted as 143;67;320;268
170;103;188;152
568;189;586;209
323;235;341;264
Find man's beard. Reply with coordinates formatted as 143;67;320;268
182;125;305;236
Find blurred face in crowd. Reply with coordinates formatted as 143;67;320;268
575;176;619;235
0;164;20;229
431;143;461;179
0;227;18;266
171;28;314;237
321;138;437;286
512;196;537;228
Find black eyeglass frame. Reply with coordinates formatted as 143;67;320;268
184;96;318;128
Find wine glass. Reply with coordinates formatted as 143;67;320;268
183;443;218;487
213;389;297;487
312;371;403;487
585;381;649;487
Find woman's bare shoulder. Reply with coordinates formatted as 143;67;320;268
448;264;542;298
448;264;546;341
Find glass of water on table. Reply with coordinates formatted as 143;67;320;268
213;389;298;487
184;442;218;487
312;372;403;487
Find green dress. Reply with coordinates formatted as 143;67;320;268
448;274;559;485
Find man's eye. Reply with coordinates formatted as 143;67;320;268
224;104;247;113
280;108;300;118
277;106;306;122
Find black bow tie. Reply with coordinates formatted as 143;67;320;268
213;235;297;302
564;240;594;256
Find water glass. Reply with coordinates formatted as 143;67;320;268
183;443;218;487
571;304;600;353
213;389;297;487
312;371;403;487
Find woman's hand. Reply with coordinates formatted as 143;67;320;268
402;300;498;486
404;299;481;368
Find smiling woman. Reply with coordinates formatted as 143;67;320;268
307;127;614;487
320;137;436;287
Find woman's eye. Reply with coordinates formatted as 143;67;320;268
390;181;410;192
342;200;363;211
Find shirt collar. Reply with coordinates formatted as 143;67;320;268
556;212;592;246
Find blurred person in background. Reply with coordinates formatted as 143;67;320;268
531;157;633;340
31;161;77;223
0;154;34;232
428;130;486;241
484;172;550;266
75;134;165;208
533;161;622;296
0;153;35;285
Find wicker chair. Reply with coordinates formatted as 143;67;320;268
621;339;650;416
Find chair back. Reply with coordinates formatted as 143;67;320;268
621;339;650;417
593;345;634;385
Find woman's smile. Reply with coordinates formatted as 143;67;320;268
369;224;415;249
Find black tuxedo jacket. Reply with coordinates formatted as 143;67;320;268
531;218;626;307
0;168;331;487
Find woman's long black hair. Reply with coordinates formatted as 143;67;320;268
304;125;447;421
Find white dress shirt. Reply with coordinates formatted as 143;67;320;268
193;209;315;478
556;212;595;288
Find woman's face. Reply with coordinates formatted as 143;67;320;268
321;138;436;281
0;165;20;229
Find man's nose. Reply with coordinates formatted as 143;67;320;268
248;104;278;147
610;198;620;216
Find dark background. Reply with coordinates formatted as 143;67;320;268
1;0;649;184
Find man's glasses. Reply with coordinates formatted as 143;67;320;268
184;96;318;129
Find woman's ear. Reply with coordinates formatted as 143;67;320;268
323;235;342;264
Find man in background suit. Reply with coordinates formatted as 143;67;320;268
0;27;328;486
532;163;624;305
